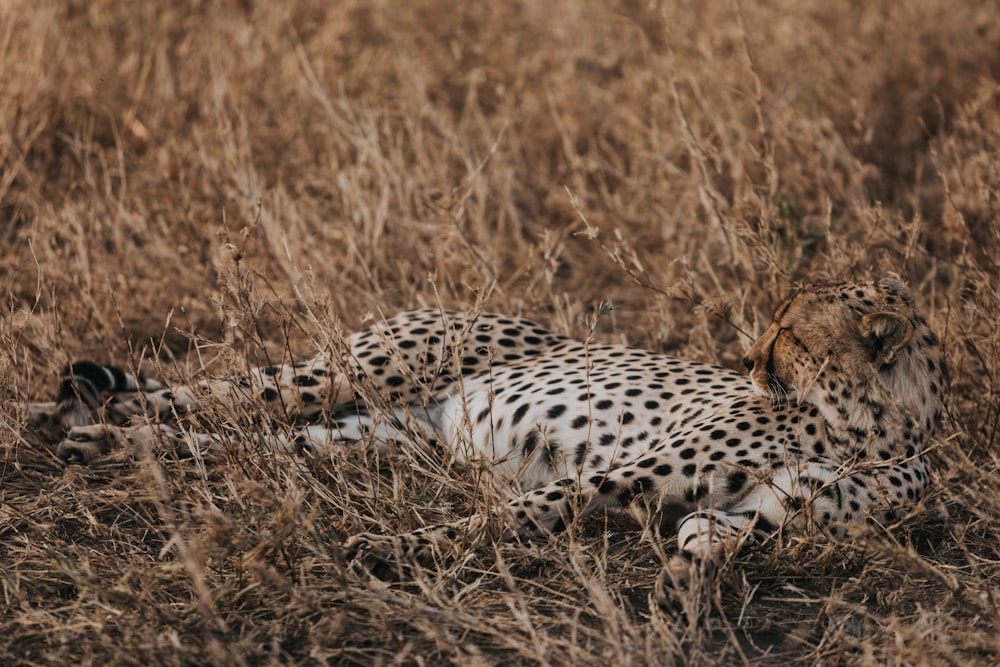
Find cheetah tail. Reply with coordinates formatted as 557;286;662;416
54;361;159;429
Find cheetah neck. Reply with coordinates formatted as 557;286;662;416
811;354;941;458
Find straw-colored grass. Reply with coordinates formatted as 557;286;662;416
3;0;1000;664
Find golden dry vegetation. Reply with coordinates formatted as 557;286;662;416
3;0;1000;664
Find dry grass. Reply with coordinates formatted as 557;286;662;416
2;0;1000;664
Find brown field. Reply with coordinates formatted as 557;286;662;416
3;0;1000;664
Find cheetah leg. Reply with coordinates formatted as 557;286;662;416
33;358;357;431
499;459;830;603
280;405;439;457
115;359;354;424
657;458;918;601
57;422;224;464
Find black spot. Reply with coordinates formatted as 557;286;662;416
301;392;316;404
522;432;540;456
512;404;530;425
682;463;697;477
385;375;406;387
293;375;320;386
546;404;567;420
653;463;672;476
263;366;281;376
570;415;589;429
632;477;654;494
726;471;748;494
753;515;778;534
261;388;279;401
684;482;710;501
592;475;616;495
595;399;613;410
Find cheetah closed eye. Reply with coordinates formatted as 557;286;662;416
29;279;946;602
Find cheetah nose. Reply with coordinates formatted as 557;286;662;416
742;357;755;371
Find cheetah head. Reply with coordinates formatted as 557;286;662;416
743;279;946;431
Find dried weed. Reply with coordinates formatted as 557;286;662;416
2;0;1000;664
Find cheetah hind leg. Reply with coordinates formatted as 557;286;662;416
34;358;357;432
57;422;223;464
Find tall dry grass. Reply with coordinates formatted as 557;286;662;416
2;0;1000;664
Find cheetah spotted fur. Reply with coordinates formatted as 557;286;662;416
28;279;947;597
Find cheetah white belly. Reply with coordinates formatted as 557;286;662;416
430;345;754;490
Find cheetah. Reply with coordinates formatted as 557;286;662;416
28;279;947;597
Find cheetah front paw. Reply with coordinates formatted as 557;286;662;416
57;424;121;464
57;423;221;464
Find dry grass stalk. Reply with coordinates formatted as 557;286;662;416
2;0;1000;664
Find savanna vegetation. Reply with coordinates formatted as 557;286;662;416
2;0;1000;664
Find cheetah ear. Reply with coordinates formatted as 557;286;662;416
860;312;914;366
